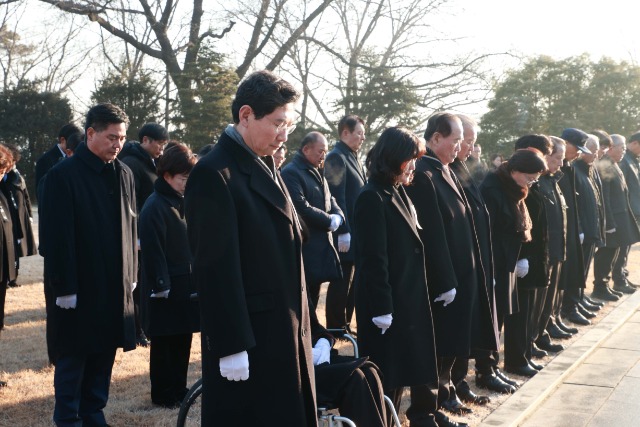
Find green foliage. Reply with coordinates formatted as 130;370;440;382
91;71;162;140
0;80;73;197
479;55;640;156
172;46;238;151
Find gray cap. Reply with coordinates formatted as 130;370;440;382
560;128;590;154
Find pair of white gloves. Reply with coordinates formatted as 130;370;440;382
329;215;350;253
56;282;140;309
515;258;529;278
219;338;332;382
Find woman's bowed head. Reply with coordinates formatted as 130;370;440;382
365;127;425;187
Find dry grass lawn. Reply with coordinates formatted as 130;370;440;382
1;221;637;426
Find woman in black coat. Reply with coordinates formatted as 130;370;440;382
480;149;547;377
354;127;440;426
139;144;200;407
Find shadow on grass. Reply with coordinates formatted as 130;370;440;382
4;306;47;325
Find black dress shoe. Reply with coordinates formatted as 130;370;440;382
624;278;639;288
591;285;620;302
457;387;490;405
531;343;548;358
0;380;7;387
556;318;579;334
528;359;543;370
580;298;602;311
475;372;516;394
610;287;624;297
434;411;469;427
7;280;20;288
494;368;520;388
577;303;597;319
547;323;572;339
613;283;637;294
535;338;565;353
583;295;605;307
136;333;150;348
563;310;591;326
504;364;538;377
441;398;473;415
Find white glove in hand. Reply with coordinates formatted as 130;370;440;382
220;351;249;381
606;228;616;234
515;258;529;278
56;294;77;309
131;282;137;292
312;338;331;365
150;289;170;298
372;313;393;334
338;233;351;253
434;288;456;307
579;233;584;244
329;214;342;232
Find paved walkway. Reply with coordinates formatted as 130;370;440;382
481;290;640;426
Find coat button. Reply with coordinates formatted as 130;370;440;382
158;279;164;285
302;328;307;337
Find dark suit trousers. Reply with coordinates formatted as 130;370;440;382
388;383;438;427
582;242;596;281
537;262;562;341
504;287;535;367
326;261;356;329
335;364;387;427
150;333;193;405
53;348;117;427
0;280;6;330
594;246;620;283
612;245;631;285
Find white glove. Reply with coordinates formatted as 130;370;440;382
150;289;170;298
338;233;351;253
606;228;616;234
434;288;456;307
579;233;584;244
372;313;393;334
16;239;21;245
56;294;77;309
328;214;342;232
312;338;331;365
220;351;249;381
515;258;529;278
131;282;137;292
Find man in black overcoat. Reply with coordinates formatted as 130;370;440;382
40;104;138;427
281;131;344;308
184;71;318;426
406;112;498;419
35;123;82;195
323;115;366;331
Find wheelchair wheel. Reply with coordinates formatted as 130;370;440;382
176;377;203;427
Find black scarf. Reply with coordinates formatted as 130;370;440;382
496;163;532;242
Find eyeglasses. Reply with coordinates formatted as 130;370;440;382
526;174;539;186
273;121;297;135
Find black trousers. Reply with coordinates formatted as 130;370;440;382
0;279;6;330
594;246;621;284
330;363;387;427
326;261;356;329
504;287;535;367
388;383;438;427
612;245;631;285
44;268;56;365
53;348;117;427
582;242;596;281
150;333;193;405
537;262;562;341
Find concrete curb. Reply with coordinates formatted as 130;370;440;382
480;290;640;426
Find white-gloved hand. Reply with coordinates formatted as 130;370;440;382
515;258;529;278
150;289;170;298
606;228;616;234
328;214;342;232
372;313;393;334
131;282;137;292
434;288;456;307
338;233;351;253
579;233;584;244
312;338;331;365
56;294;77;309
220;351;249;381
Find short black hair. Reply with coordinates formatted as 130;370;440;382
197;143;215;158
59;123;82;140
423;112;458;142
66;132;84;153
84;103;129;133
156;144;196;177
628;131;640;143
514;134;553;156
337;115;365;137
231;70;300;123
139;123;169;142
591;129;612;148
366;127;424;185
299;131;324;150
506;148;547;174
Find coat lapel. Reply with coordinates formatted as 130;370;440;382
385;185;421;242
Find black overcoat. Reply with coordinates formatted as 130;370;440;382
619;151;640;218
353;180;438;390
184;132;317;426
558;161;586;292
406;153;498;357
40;142;138;356
139;177;199;337
597;156;640;248
35;143;65;196
574;159;605;247
0;190;16;282
1;170;37;257
480;172;522;315
119;141;158;213
517;183;550;289
281;152;344;283
537;173;567;264
324;141;366;262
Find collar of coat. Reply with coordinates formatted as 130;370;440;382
119;141;155;171
154;177;184;216
76;142;125;175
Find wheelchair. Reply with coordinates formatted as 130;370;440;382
176;330;401;427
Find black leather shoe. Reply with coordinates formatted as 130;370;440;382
610;287;624;297
624;278;639;288
494;368;520;388
613;283;636;294
504;364;538;377
441;397;473;415
591;286;620;302
547;323;572;339
556;318;579;334
528;359;543;370
577;303;597;319
136;333;150;348
563;310;591;326
535;338;565;353
475;372;516;394
583;295;605;307
7;280;20;288
580;298;602;311
0;380;7;387
457;387;491;405
531;343;548;358
434;411;469;427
